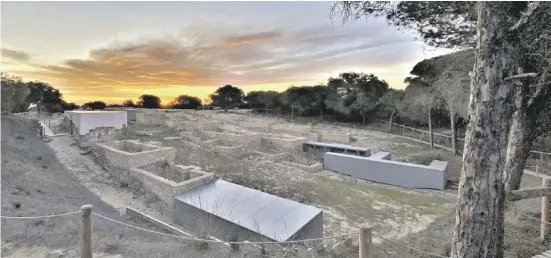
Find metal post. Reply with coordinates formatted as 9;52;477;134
542;178;551;242
359;225;372;258
80;204;93;258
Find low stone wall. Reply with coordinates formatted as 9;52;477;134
136;112;166;125
203;131;260;145
262;136;306;149
321;133;351;144
282;161;323;173
92;140;175;169
130;164;217;205
214;145;245;156
163;136;183;140
195;121;220;131
180;134;202;144
77;127;123;148
252;151;290;161
271;124;311;136
203;139;221;146
323;152;448;190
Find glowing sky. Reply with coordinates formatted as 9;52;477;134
1;2;450;105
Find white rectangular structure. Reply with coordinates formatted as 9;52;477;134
323;152;448;190
65;111;127;136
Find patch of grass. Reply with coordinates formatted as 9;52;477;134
315;175;455;219
406;151;448;166
103;243;119;253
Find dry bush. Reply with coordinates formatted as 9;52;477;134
406;150;447;165
193;232;209;251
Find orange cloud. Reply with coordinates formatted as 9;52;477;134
6;24;420;104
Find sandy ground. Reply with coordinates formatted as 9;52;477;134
123;110;458;241
7;110;550;257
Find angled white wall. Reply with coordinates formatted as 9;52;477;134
65;111;127;135
323;152;448;190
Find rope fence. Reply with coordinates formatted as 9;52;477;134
1;205;454;257
0;210;80;219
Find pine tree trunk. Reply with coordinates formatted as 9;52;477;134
387;109;396;133
451;111;459;154
504;85;529;192
428;108;434;149
362;114;366;125
291;107;294;119
450;3;518;258
504;112;529;192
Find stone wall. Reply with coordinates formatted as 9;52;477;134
214;145;245;156
321;133;351;144
262;136;307;149
130;165;217;206
92;140;175;169
282;161;323;173
252;151;290;161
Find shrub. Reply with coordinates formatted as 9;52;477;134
406;150;447;166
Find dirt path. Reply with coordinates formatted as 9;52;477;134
47;135;171;221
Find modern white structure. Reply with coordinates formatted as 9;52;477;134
173;180;323;242
65;111;127;136
324;151;448;190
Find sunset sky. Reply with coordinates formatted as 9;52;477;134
1;2;451;105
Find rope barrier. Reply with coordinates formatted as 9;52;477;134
92;212;358;244
1;210;80;219
372;232;449;258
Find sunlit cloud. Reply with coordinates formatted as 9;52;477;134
1;48;31;62
5;22;423;104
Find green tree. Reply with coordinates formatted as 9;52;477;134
1;72;30;113
210;85;244;111
122;99;136;108
377;88;405;132
83;101;106;110
170;95;202;109
138;94;161;109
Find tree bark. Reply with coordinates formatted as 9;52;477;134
291;107;294;119
504;86;530;192
450;3;518;258
450;111;459;154
428;108;434;149
362;113;366;125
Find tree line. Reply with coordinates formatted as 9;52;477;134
1;72;79;114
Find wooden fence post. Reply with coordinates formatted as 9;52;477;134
80;204;93;258
359;225;372;258
542;178;551;242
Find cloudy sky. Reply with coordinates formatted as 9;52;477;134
1;2;449;104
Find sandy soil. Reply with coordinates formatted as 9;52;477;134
124;110;457;241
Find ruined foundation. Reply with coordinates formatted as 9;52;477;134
130;162;217;205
